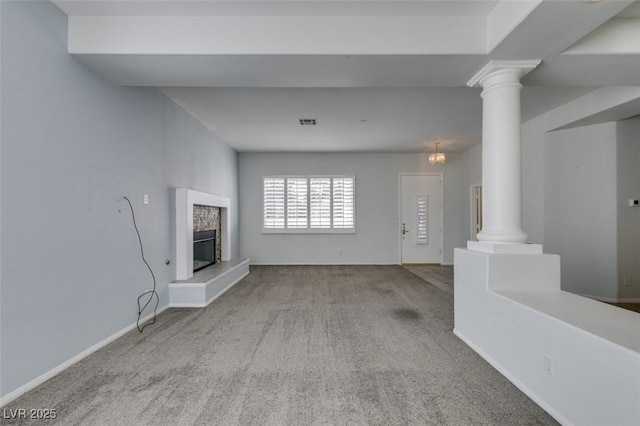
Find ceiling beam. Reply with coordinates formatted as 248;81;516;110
564;18;640;55
489;0;634;60
68;15;486;55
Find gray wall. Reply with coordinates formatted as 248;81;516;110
239;152;469;265
523;92;640;301
543;123;618;299
616;116;640;300
522;119;546;244
0;1;238;399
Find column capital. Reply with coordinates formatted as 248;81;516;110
467;60;541;88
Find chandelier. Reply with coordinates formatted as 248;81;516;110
428;141;446;165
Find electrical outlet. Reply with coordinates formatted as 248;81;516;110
544;355;554;376
144;194;149;205
623;276;632;287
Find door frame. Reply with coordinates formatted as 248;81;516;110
470;183;482;242
398;172;444;265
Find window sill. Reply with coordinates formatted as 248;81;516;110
262;229;355;234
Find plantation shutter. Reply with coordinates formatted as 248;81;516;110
286;178;308;229
310;178;331;229
332;177;354;229
264;175;355;232
263;177;285;229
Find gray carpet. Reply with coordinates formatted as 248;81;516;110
402;265;454;295
2;265;557;425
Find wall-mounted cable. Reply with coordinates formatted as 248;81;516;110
122;196;159;332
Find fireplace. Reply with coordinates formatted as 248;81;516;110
175;188;231;281
192;204;221;272
193;230;216;272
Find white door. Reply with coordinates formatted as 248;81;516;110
401;174;442;264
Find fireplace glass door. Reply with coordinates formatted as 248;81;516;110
193;230;216;272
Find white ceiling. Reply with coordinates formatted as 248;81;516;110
52;0;640;153
161;86;595;152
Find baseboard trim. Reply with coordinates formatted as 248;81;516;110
0;305;169;407
579;294;640;303
169;271;249;308
452;328;571;426
249;262;453;266
249;262;397;266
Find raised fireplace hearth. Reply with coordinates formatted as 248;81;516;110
172;188;249;308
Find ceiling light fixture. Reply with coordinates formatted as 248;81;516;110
428;141;446;165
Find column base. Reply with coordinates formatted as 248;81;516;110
477;229;528;244
467;241;542;254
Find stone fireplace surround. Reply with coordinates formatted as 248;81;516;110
193;204;222;267
171;188;249;307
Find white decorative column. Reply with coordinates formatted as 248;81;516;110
455;61;565;421
467;60;541;254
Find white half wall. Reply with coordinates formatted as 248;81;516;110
454;249;640;426
239;152;469;265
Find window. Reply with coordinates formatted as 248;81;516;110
263;176;355;233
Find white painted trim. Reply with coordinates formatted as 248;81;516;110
466;59;541;87
167;302;209;308
579;294;640;304
168;283;206;289
249;262;397;266
453;328;571;426
175;188;189;282
169;260;248;288
169;271;249;308
469;182;482;242
0;305;170;407
398;173;444;265
262;228;356;234
467;241;543;254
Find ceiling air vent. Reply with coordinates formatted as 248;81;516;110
299;118;317;126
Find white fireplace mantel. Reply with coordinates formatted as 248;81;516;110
175;188;231;280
